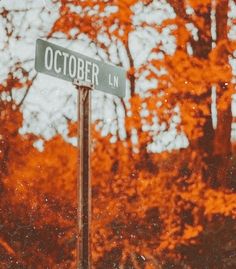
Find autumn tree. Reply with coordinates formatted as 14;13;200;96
50;0;236;188
0;2;78;267
161;0;236;187
0;72;78;267
1;0;236;269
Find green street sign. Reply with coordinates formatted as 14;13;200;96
35;39;126;97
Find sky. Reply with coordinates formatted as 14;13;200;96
0;0;235;152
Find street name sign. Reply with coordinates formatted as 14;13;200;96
35;38;126;269
35;39;126;97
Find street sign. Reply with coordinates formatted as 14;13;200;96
35;39;126;97
34;38;127;269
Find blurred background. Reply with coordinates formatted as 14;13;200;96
0;0;236;268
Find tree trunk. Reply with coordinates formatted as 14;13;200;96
168;0;232;187
189;4;216;184
167;0;233;187
126;42;135;97
212;0;232;187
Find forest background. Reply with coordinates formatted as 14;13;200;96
0;0;236;268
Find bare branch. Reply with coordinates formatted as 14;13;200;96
18;74;37;107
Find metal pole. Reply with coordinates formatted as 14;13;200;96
76;84;92;269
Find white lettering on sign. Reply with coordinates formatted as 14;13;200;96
62;52;69;75
54;50;62;73
36;39;126;97
44;46;100;86
92;64;99;86
69;55;77;78
85;61;92;83
109;74;119;88
77;58;84;80
45;46;53;70
114;76;119;87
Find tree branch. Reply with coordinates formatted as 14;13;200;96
18;74;37;107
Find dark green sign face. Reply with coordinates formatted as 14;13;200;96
35;39;126;97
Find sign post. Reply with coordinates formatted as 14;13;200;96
35;39;126;269
76;83;92;269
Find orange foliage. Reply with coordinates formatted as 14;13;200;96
1;0;236;268
50;0;137;44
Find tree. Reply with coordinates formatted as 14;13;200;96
1;0;236;268
164;0;235;188
50;1;236;188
